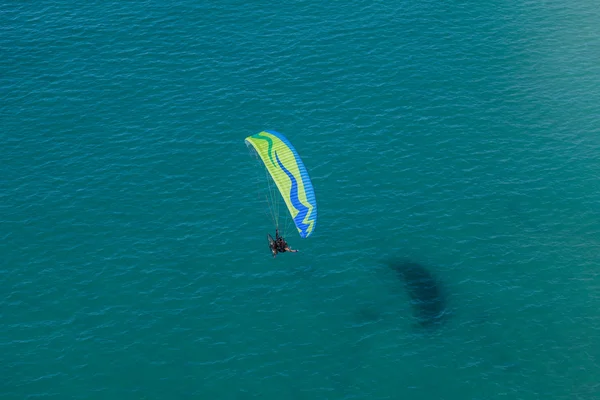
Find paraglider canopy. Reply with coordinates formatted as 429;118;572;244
245;130;317;239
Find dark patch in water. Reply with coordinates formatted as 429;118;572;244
355;304;382;324
387;259;449;329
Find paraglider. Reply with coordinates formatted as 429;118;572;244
245;130;317;256
268;229;299;258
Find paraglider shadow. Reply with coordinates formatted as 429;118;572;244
385;258;450;330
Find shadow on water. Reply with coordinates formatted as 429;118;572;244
386;258;450;330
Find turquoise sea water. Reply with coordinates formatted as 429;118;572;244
3;1;600;399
